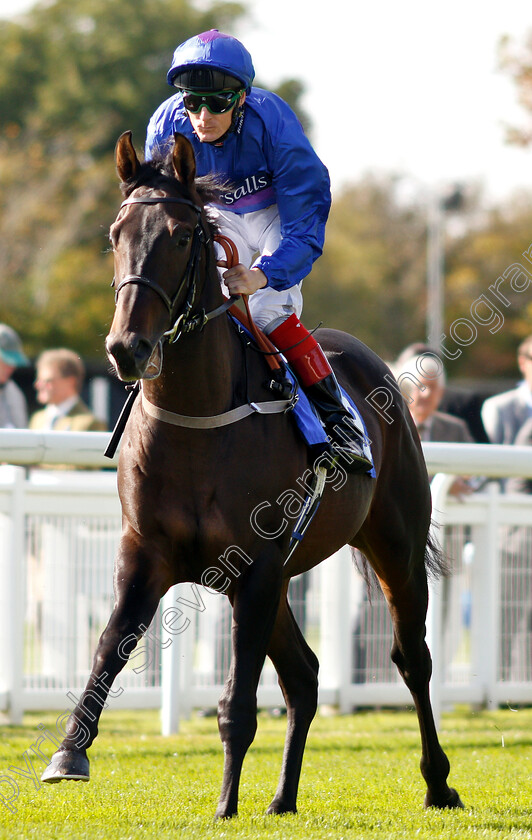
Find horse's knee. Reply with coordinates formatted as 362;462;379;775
283;658;319;720
391;636;431;692
217;690;258;753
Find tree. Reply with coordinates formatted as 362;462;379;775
303;174;428;363
0;0;245;361
304;176;532;382
0;0;316;363
443;193;532;379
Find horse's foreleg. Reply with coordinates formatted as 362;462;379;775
385;566;464;809
215;555;283;819
41;538;167;784
265;588;319;815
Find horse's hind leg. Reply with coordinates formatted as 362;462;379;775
42;535;167;783
265;583;319;814
370;542;463;809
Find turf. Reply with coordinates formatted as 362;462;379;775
0;706;531;839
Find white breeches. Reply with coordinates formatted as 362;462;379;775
209;204;303;332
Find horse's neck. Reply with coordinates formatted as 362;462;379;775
144;290;242;417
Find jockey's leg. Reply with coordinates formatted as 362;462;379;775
267;314;372;474
209;208;371;473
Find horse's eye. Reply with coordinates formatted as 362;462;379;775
176;233;191;248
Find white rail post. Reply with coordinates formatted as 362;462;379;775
5;466;26;723
468;483;500;708
161;586;182;735
0;467;14;712
427;473;456;730
319;545;352;712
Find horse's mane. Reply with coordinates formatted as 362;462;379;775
120;152;227;213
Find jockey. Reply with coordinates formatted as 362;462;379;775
145;29;371;473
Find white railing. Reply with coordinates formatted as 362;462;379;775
0;433;531;731
0;429;117;468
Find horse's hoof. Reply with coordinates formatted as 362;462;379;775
214;810;237;820
41;749;90;783
266;797;297;815
424;787;464;809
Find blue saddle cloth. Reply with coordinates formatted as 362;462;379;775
286;369;375;476
229;314;375;476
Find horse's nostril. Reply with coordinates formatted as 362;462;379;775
106;333;153;380
134;338;153;366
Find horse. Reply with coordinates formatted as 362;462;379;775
41;130;463;818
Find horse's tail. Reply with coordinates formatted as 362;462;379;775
423;521;451;580
350;520;450;598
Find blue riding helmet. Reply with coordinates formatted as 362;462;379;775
167;29;255;93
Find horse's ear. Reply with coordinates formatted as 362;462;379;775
172;133;196;187
115;131;140;183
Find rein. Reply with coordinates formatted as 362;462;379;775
105;191;294;457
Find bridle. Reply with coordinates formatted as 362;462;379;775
105;189;300;461
112;194;237;367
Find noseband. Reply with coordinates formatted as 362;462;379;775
113;194;236;349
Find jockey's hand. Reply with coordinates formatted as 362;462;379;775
222;264;267;296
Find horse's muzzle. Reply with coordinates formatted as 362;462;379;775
105;332;157;381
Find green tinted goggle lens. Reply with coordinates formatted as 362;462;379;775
182;89;241;114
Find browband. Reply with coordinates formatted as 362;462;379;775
120;196;202;213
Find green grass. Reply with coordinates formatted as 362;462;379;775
0;706;531;839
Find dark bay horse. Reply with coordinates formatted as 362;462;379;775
42;131;463;817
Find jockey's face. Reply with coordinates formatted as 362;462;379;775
186;92;245;143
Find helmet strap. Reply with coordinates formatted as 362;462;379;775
209;101;245;146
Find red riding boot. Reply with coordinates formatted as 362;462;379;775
268;315;372;474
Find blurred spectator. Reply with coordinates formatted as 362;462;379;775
29;349;106;432
394;341;488;441
395;350;474;497
0;323;29;428
481;334;532;446
393;341;440;370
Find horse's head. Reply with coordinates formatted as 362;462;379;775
106;131;214;382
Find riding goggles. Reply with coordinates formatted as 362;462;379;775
181;89;243;115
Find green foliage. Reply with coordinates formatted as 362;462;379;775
1;707;531;838
0;0;245;363
444;195;532;379
0;0;314;366
1;0;244;148
307;180;532;380
305;175;428;362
